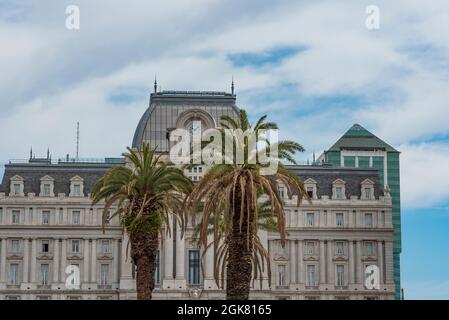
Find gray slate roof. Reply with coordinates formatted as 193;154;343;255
0;163;116;196
0;162;383;199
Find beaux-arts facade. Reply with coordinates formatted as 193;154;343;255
0;89;400;300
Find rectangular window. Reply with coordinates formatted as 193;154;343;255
73;184;81;196
42;211;50;225
12;210;20;224
336;213;344;227
37;296;51;300
306;187;314;198
198;167;203;173
277;265;286;287
43;184;51;196
335;242;344;255
42;240;50;253
336;265;345;286
364;213;373;227
335;187;343;199
364;187;371;199
100;264;109;285
188;250;200;285
101;240;110;254
11;240;20;253
307;213;315;226
71;240;80;253
364;242;374;256
10;264;18;285
13;184;20;195
306;241;315;255
41;264;49;285
278;186;285;198
72;211;80;225
306;265;316;286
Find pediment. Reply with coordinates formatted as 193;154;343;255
303;256;318;262
70;175;84;182
361;178;375;185
40;175;54;182
274;255;289;262
304;178;317;184
10;175;24;181
332;178;346;185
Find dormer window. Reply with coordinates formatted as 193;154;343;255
278;186;285;198
303;178;317;200
39;176;55;197
9;175;24;197
43;184;51;196
336;187;343;199
360;179;375;200
332;179;346;200
69;176;84;197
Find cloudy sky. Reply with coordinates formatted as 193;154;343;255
1;0;448;299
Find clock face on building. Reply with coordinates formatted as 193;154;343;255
186;118;203;135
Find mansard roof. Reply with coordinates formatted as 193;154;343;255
0;162;116;196
287;165;382;199
132;90;240;149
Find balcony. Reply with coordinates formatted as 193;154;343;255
37;284;52;290
98;284;112;290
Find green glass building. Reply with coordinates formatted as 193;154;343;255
322;124;402;299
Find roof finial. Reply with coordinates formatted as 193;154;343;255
154;74;158;93
47;147;50;159
313;151;316;163
231;76;235;95
30;147;33;160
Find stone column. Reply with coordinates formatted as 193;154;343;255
290;240;296;284
298;240;304;284
30;238;37;283
204;234;217;290
319;241;325;284
119;233;135;294
83;239;90;283
0;238;6;283
113;239;120;284
385;241;394;284
53;239;59;283
60;239;67;281
378;241;384;285
23;239;30;283
91;239;97;283
174;223;186;289
327;240;333;285
349;241;355;284
356;241;363;284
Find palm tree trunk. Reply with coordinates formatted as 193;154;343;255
130;231;159;300
226;183;254;300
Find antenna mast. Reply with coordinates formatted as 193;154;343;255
76;122;80;161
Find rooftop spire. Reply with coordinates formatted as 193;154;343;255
30;147;33;160
231;76;235;95
47;147;50;159
154;75;158;93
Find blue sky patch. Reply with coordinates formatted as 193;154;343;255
227;46;305;68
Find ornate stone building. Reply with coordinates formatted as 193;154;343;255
0;89;399;300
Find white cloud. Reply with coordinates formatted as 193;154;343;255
1;0;449;210
400;142;449;208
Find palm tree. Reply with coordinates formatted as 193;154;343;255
188;109;308;300
91;143;192;300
